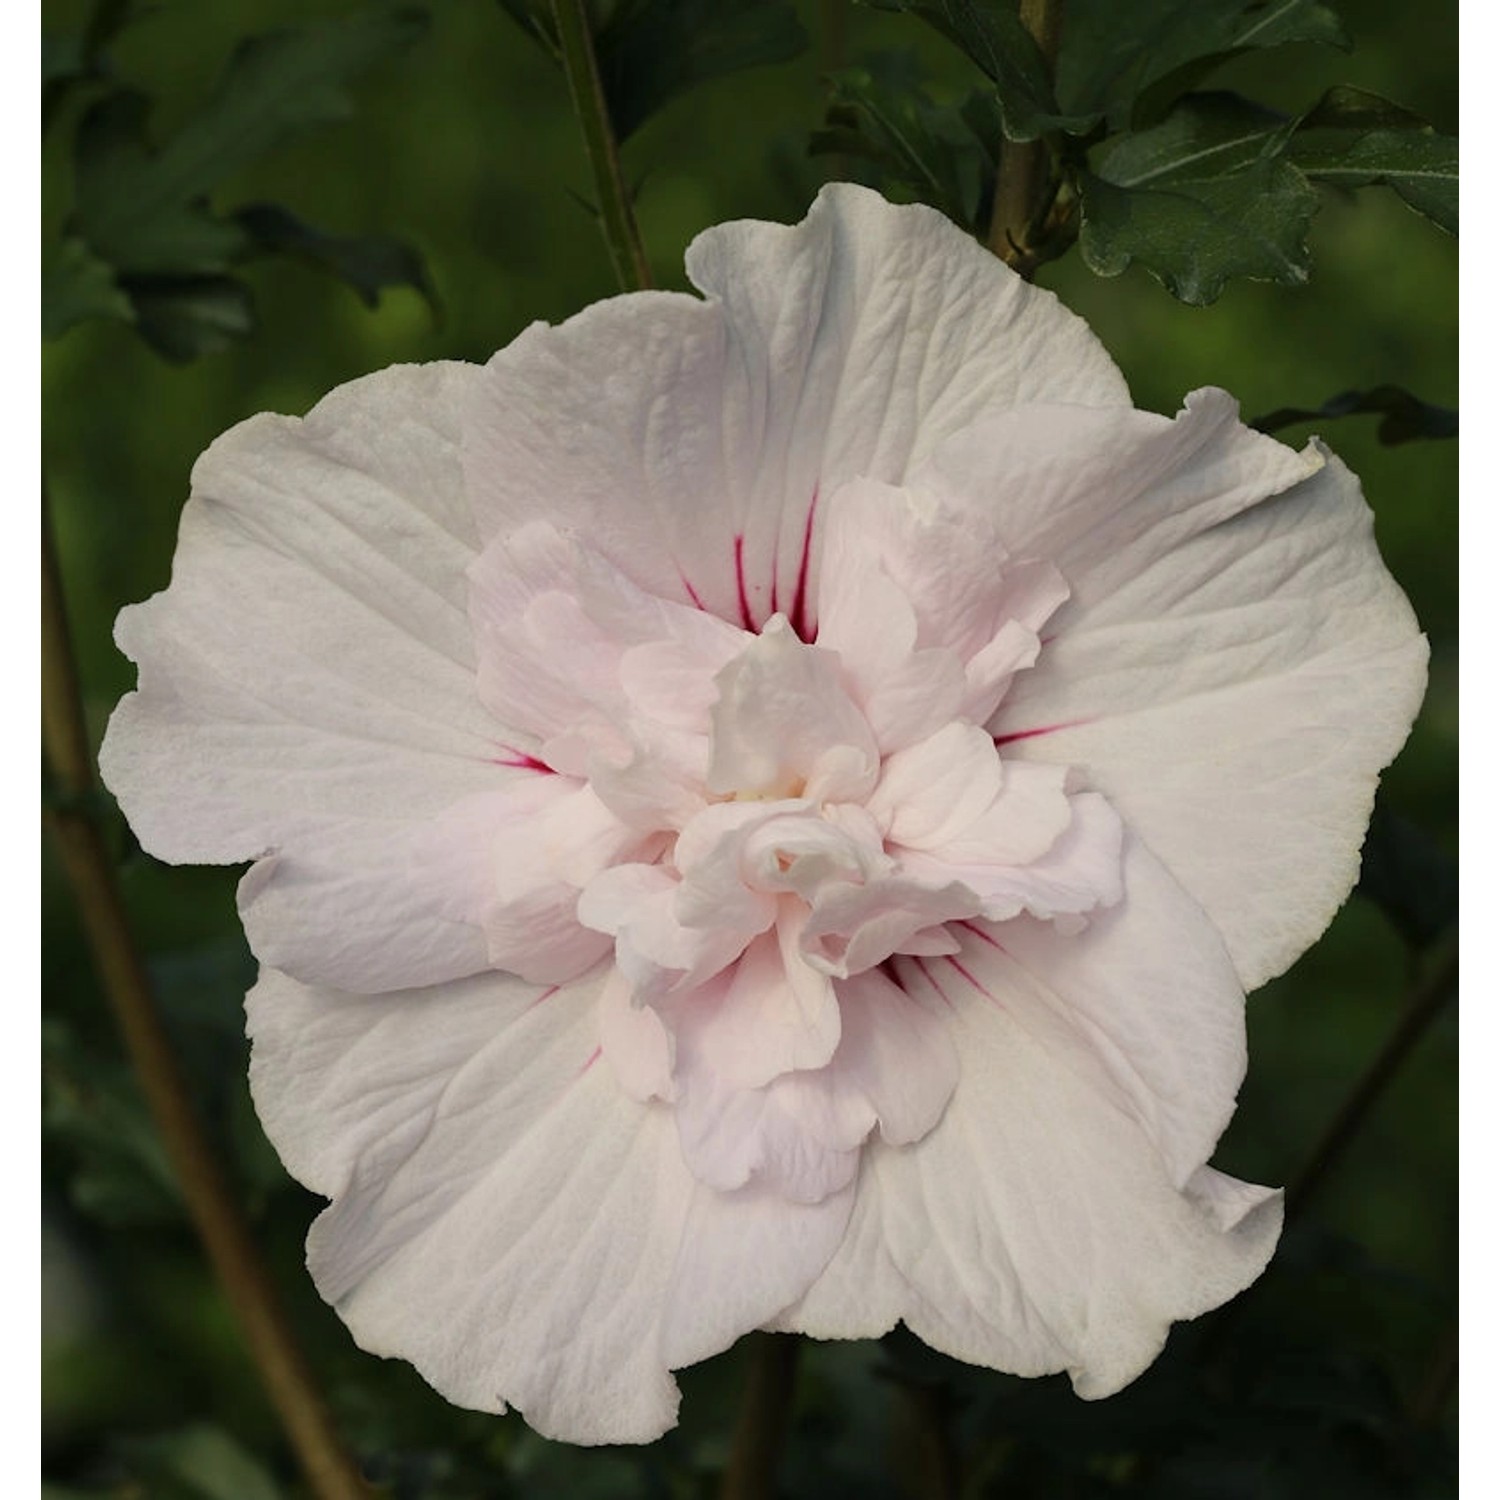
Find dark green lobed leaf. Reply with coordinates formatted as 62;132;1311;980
127;276;257;363
495;0;807;141
1252;384;1458;445
41;237;135;340
1287;86;1457;233
1058;0;1349;130
813;59;990;230
1079;93;1317;304
866;0;1097;141
596;0;808;141
43;1017;183;1226
42;0;138;130
73;3;429;277
119;1426;286;1500
236;203;439;312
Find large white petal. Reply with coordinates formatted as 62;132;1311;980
248;967;850;1444
915;389;1322;619
978;435;1428;988
463;184;1128;633
99;362;534;993
776;884;1279;1395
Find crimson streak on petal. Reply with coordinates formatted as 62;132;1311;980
789;486;819;643
732;534;756;632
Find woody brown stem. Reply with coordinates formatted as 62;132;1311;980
987;0;1064;274
42;489;373;1500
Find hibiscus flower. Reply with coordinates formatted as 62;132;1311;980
99;184;1427;1444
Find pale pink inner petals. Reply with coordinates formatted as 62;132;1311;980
469;520;747;757
815;478;1072;744
435;779;658;986
464;488;1127;1206
596;968;676;1102
689;920;843;1090
706;616;879;801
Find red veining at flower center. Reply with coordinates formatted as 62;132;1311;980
789;486;819;642
493;748;555;773
732;534;755;631
993;721;1082;748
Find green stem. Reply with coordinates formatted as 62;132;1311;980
817;0;852;181
987;0;1064;274
821;0;849;74
719;1333;801;1500
42;491;373;1500
549;0;652;291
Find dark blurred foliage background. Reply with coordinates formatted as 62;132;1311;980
42;1;1456;1496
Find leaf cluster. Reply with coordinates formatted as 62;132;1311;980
42;0;437;360
816;0;1456;303
496;0;808;143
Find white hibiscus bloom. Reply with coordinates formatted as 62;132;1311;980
99;184;1427;1444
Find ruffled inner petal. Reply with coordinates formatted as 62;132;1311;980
706;616;879;801
455;490;1132;1202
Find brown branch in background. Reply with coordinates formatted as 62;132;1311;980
988;0;1064;275
1286;929;1458;1220
719;1333;802;1500
1196;928;1457;1368
895;1383;960;1500
42;492;373;1500
1409;1317;1458;1429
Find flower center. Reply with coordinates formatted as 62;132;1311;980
467;507;1126;1200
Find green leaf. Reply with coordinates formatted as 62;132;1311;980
74;90;251;275
41;30;88;90
1079;93;1317;303
73;3;428;276
494;0;560;58
236;202;438;311
596;0;808;141
122;1426;286;1500
1058;0;1348;129
128;275;257;362
43;1018;183;1226
1251;385;1457;445
42;1;137;130
494;0;806;140
41;236;135;339
812;59;988;230
1287;86;1457;233
867;0;1097;141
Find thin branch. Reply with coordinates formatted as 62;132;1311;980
42;491;373;1500
987;0;1064;274
1409;1318;1458;1429
550;0;652;291
896;1383;960;1500
1286;929;1458;1219
1195;930;1458;1368
720;1333;802;1500
821;0;849;75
